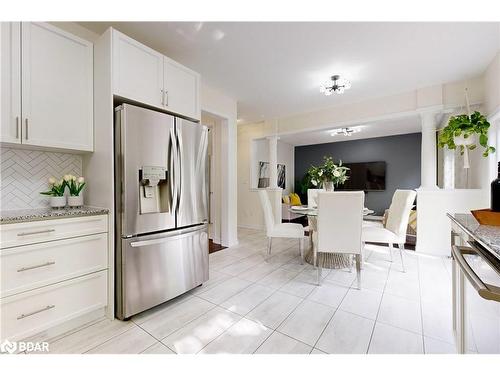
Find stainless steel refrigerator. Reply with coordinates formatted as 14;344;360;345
114;103;209;320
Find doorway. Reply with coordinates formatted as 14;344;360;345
202;112;225;251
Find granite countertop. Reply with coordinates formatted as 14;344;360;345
0;206;109;224
449;213;500;259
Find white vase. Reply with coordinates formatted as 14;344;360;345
454;134;476;169
50;196;66;209
323;181;335;192
67;195;83;208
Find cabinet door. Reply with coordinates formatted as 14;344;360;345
21;22;93;152
0;22;21;144
112;30;164;108
164;57;200;120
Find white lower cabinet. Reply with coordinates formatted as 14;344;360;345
1;271;107;341
0;214;109;341
1;233;108;298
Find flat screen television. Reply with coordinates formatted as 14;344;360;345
337;161;386;191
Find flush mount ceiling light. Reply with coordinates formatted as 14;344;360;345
330;127;361;137
320;75;351;96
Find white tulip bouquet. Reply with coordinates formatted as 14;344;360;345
64;175;86;197
40;175;86;197
40;177;66;197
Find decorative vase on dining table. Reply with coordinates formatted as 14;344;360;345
323;181;335;191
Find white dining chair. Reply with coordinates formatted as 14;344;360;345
258;190;305;262
361;189;417;272
307;188;324;208
314;191;365;287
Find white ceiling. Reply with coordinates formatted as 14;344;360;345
79;22;499;124
279;115;422;146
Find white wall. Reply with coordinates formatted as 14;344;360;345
200;83;239;246
250;138;294;194
417;189;489;256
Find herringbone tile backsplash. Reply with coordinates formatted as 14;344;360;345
0;147;82;210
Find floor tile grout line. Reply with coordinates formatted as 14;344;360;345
80;322;137;354
133;320;168;353
311;283;352;352
44;316;108;346
152;303;220;343
365;261;392;354
138;340;171;354
417;254;427;353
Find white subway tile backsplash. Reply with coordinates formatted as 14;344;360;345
0;147;82;210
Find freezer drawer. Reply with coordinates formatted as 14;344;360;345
116;224;209;320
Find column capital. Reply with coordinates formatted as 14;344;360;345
420;112;439;132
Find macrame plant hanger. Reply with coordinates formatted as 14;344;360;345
463;87;472;175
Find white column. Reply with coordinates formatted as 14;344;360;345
420;112;439;190
266;135;282;224
267;135;279;188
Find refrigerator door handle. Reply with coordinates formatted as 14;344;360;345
175;126;182;216
130;224;207;247
169;128;177;215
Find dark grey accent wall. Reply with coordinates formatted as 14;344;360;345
294;133;421;214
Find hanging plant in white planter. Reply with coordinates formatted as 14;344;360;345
438;89;495;168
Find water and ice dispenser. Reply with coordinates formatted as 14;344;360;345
138;166;170;214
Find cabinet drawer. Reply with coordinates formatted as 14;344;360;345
1;233;108;298
1;270;107;341
0;215;108;249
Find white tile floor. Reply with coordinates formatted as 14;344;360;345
38;227;458;354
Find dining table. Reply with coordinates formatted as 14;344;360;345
289;205;375;269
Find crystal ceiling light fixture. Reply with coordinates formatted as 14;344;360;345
330;127;361;137
320;75;351;96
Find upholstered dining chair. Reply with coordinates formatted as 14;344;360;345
314;191;365;287
361;189;417;272
307;188;324;208
258;190;305;262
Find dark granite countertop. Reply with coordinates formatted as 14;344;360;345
448;213;500;260
0;206;109;224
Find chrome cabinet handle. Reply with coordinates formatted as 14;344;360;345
17;261;56;272
15;117;19;138
25;118;29;140
165;90;169;106
452;245;500;302
17;305;55;320
17;229;55;237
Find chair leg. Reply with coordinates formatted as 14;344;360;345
349;255;354;273
398;243;406;273
361;242;365;270
299;238;304;265
356;254;362;290
317;258;322;286
313;243;317;270
267;237;273;259
388;243;394;262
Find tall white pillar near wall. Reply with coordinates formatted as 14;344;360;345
267;135;279;189
420;112;439;189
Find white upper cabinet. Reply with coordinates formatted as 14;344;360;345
111;29;200;121
164;57;200;121
1;22;94;152
21;22;94;151
112;30;164;108
0;22;21;144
